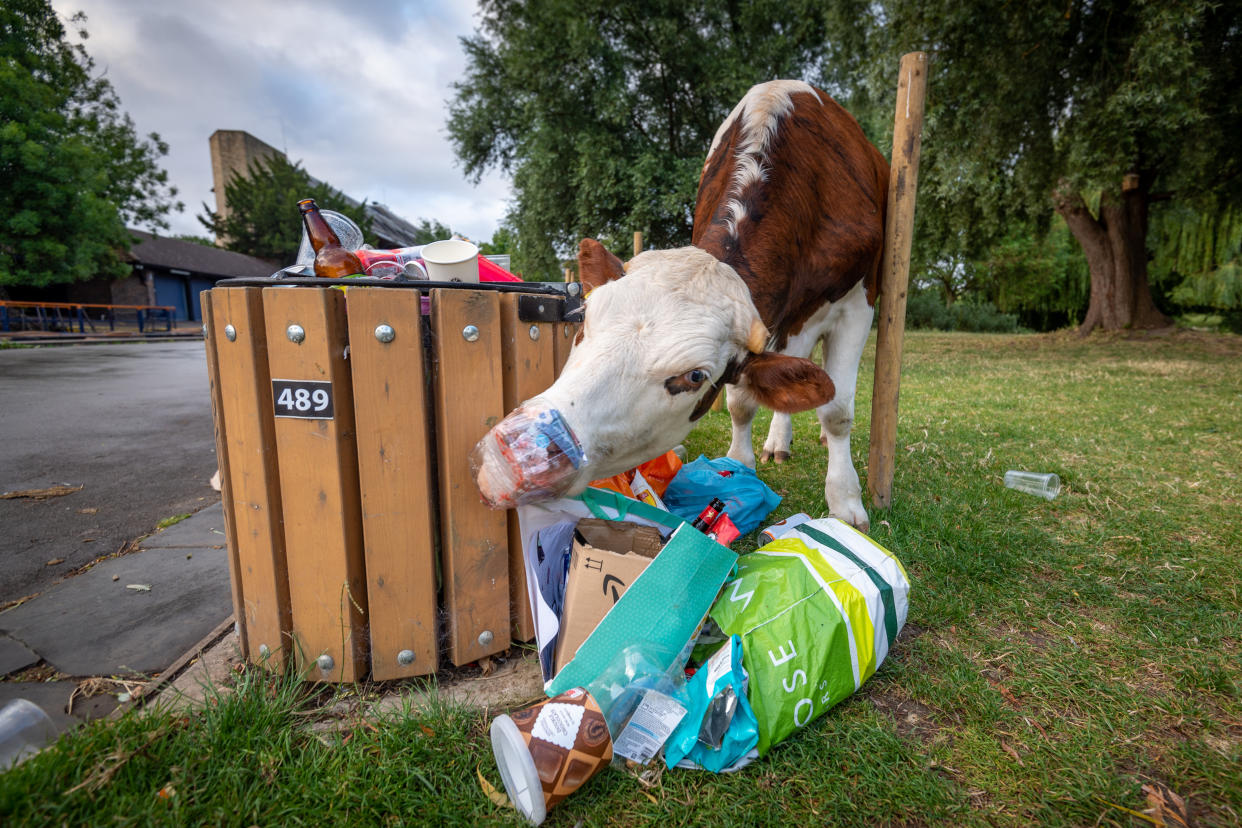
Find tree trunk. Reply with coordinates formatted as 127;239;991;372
1055;174;1172;334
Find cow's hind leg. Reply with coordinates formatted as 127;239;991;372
759;413;793;464
819;286;873;531
725;382;760;468
759;326;825;464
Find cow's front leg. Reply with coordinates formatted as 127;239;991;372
819;289;873;531
759;413;793;463
725;383;759;467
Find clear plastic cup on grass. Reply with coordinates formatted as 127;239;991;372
0;698;57;769
1003;470;1061;500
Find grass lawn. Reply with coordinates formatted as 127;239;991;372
2;330;1239;826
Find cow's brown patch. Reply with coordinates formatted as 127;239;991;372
692;88;888;349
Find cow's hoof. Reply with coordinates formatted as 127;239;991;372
829;504;870;534
774;451;790;464
758;450;773;464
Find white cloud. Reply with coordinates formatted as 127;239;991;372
50;0;510;247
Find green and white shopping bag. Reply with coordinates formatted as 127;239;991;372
707;517;911;754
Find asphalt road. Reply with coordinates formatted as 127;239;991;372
0;341;219;604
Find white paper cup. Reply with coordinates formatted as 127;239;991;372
421;239;480;283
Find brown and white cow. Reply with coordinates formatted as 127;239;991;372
475;80;887;529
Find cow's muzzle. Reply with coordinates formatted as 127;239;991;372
470;400;586;509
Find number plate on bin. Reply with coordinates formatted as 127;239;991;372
272;379;334;419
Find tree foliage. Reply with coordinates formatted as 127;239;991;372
409;218;454;245
833;0;1241;329
0;0;181;287
197;154;371;264
448;0;831;278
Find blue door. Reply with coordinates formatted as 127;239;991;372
189;278;215;322
153;274;189;320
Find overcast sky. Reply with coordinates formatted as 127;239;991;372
50;0;511;246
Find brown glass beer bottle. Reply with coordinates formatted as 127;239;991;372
297;199;364;279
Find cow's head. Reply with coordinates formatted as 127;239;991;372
471;240;835;508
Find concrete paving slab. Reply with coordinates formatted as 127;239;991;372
147;632;246;715
0;635;39;676
138;503;226;549
0;544;231;677
0;681;119;734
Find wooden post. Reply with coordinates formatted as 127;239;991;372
867;51;928;509
633;231;643;257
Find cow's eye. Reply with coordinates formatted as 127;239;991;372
664;368;713;396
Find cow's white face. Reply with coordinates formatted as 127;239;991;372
540;247;761;483
472;244;835;509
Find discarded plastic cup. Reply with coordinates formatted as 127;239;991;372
0;698;58;769
1003;470;1061;500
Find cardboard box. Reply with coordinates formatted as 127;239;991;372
553;519;664;673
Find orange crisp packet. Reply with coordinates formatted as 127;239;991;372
588;449;683;501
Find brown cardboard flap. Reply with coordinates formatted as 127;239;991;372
573;518;663;559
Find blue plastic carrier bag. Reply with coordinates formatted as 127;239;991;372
661;455;781;535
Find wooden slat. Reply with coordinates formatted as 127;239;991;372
263;287;368;682
346;288;438;679
553;321;579;377
499;295;557;642
209;288;290;667
430;289;509;665
201;292;247;659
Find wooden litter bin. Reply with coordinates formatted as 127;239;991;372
202;279;581;682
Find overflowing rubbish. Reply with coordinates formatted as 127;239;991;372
662;455;782;534
274;197;522;283
467;367;908;818
1003;470;1061;500
488;443;912;824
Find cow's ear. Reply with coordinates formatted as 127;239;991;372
740;352;835;413
578;238;625;293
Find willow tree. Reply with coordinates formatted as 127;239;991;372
844;0;1241;333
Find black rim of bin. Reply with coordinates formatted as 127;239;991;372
214;276;578;297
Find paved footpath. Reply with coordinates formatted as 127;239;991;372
0;493;232;740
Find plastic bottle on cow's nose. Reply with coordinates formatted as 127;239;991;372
470;400;587;509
